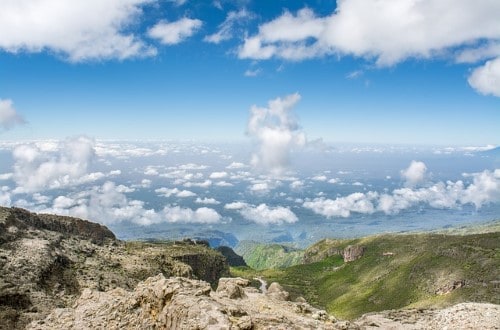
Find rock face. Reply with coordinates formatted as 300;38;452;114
0;206;229;329
29;274;339;330
353;303;500;329
342;245;365;262
216;246;247;267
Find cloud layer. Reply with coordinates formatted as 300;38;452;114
304;165;500;218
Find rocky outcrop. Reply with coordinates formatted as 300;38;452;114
342;245;365;262
0;207;229;329
29;274;340;330
2;207;115;245
29;274;500;330
353;303;500;329
266;282;290;301
303;239;343;264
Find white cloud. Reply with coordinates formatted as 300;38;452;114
177;163;209;170
244;68;262;77
184;180;213;188
468;57;500;97
168;0;188;6
304;168;500;218
290;180;304;189
239;203;298;225
53;196;76;209
195;197;220;205
239;2;500;65
401;160;427;187
311;175;327;181
215;181;233;187
0;173;13;180
0;99;25;130
249;182;270;192
0;187;11;206
45;181;221;225
247;93;307;174
162;206;221;224
148;18;202;45
205;9;252;44
304;192;377;218
0;0;156;61
238;1;500;96
176;189;197;197
224;201;248;210
155;187;196;198
209;171;228;179
12;136;95;193
226;162;247;169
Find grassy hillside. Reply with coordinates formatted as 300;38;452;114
235;240;304;270
232;230;500;320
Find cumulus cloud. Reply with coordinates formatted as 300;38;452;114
12;136;96;193
238;203;298;225
0;0;156;61
225;201;297;225
204;9;253;44
238;1;500;96
155;187;196;198
239;2;500;65
46;181;221;225
401;161;427;187
148;18;202;45
468;57;500;97
224;201;248;210
0;173;13;180
304;167;500;218
247;93;306;174
195;197;220;205
162;206;221;224
209;171;228;179
0;99;25;130
304;192;377;218
226;162;247;169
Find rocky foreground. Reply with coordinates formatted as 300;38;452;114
28;275;500;329
1;206;499;329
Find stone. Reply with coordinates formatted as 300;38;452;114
342;245;365;262
266;282;290;301
216;277;249;299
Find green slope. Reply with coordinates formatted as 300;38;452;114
232;230;500;320
235;241;304;270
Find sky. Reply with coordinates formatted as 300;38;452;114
0;0;499;145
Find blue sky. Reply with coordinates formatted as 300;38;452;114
1;0;499;145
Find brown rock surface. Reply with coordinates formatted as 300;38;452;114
0;206;228;329
342;245;365;262
29;274;340;330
